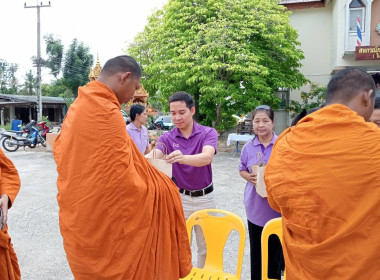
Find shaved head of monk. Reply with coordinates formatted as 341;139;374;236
326;68;376;121
98;55;142;104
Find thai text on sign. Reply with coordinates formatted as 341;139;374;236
355;46;380;60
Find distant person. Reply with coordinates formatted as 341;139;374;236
265;68;380;279
146;91;218;268
290;106;322;126
369;89;380;128
54;55;192;280
239;105;283;280
127;103;155;154
0;149;21;280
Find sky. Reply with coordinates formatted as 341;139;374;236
0;0;167;83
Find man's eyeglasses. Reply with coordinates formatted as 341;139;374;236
255;105;270;110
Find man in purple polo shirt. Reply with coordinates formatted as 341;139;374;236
146;91;218;268
127;104;154;155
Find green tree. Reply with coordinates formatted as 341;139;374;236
19;70;37;95
0;59;18;94
43;34;64;79
127;0;306;131
42;79;70;97
62;39;93;97
287;83;326;118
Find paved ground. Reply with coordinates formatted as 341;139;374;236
3;146;251;279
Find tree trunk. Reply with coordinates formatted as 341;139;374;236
193;92;200;122
215;103;222;129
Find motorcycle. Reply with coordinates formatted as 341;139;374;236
36;121;50;139
1;120;47;152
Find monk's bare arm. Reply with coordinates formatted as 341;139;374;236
166;145;215;167
0;194;9;229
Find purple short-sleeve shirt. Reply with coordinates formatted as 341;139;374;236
157;121;218;190
239;134;281;226
126;123;149;154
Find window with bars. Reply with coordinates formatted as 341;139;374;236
349;0;365;33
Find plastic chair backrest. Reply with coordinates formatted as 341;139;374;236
11;120;22;131
261;217;286;280
185;209;246;277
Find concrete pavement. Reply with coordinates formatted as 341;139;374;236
3;147;251;279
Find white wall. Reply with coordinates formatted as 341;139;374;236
288;4;333;102
334;0;379;69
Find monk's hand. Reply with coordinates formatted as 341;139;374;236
0;194;9;230
248;173;257;185
166;150;185;164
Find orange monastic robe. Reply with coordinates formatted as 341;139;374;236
54;81;192;280
265;104;380;280
0;150;21;280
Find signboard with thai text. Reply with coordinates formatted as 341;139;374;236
355;46;380;60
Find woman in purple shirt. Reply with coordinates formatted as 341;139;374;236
127;104;154;155
239;105;283;280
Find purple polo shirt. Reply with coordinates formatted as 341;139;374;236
157;121;218;190
126;123;149;154
239;134;281;226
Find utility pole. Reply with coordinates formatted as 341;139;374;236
25;1;51;121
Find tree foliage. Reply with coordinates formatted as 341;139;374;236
287;83;326;118
42;79;71;97
62;39;94;98
1;36;93;103
0;59;18;94
43;34;64;79
127;0;306;131
19;70;37;95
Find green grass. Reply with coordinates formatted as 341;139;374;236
0;124;12;130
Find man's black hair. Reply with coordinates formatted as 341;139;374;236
101;55;141;78
168;91;194;109
326;68;376;104
130;104;145;121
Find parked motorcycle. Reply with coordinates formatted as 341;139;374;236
36;121;50;139
1;120;47;152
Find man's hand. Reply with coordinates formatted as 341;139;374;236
0;194;9;230
166;150;185;164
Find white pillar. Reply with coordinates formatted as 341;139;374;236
29;107;32;122
9;106;16;121
61;106;66;121
0;109;4;126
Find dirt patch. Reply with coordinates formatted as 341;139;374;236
217;139;235;153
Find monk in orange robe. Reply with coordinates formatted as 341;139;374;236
54;56;192;280
265;68;380;279
0;150;21;280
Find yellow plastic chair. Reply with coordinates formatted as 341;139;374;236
261;217;286;280
180;209;246;280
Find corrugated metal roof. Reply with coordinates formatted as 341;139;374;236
0;94;66;104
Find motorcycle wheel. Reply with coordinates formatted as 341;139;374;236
38;134;47;147
2;137;20;152
28;142;37;148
